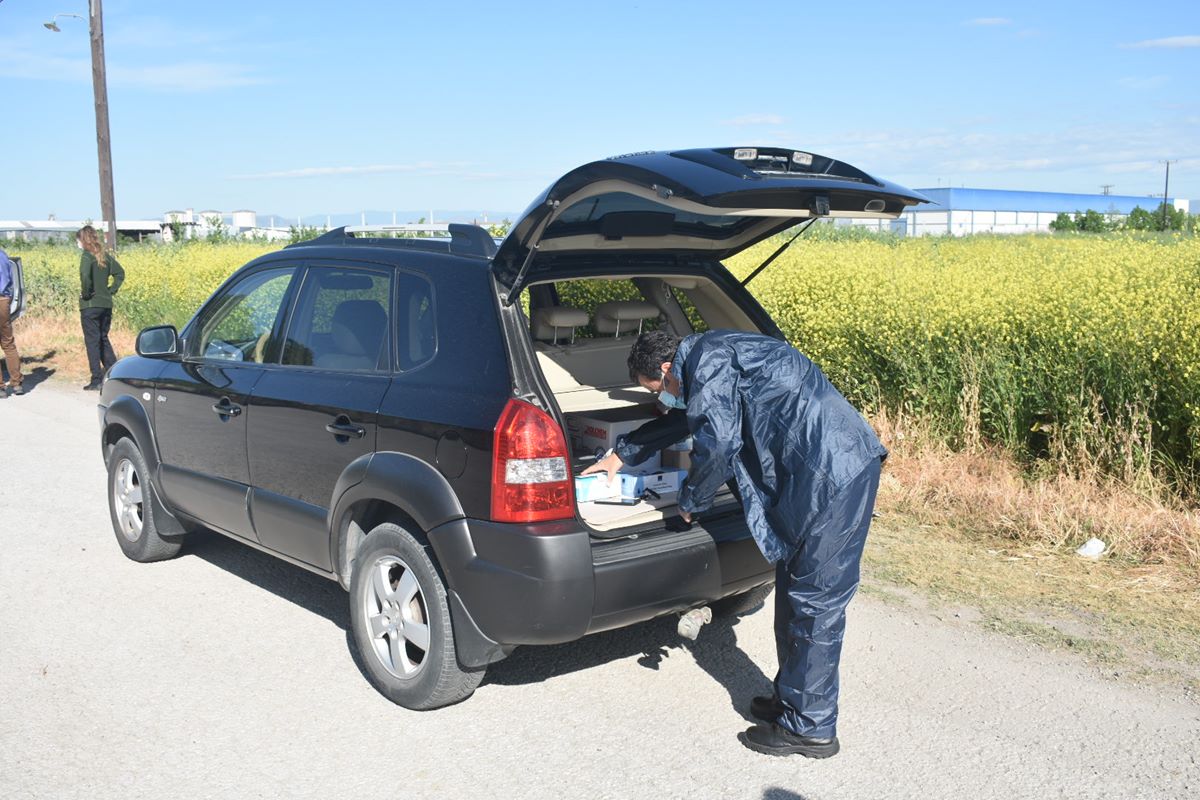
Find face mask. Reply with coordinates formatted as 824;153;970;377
659;368;686;410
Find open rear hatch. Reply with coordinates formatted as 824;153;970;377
493;147;928;533
493;146;929;301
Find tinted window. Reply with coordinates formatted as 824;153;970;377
395;271;436;370
548;191;749;241
281;266;391;372
195;267;295;362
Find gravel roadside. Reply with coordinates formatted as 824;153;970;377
1;383;1197;800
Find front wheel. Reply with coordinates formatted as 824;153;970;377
348;522;484;709
106;438;183;563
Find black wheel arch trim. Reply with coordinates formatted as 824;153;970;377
327;453;507;669
102;395;189;536
327;451;466;583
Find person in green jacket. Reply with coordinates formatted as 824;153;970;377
77;225;125;390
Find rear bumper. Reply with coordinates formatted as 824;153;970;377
428;510;771;667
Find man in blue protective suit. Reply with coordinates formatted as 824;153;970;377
583;329;886;758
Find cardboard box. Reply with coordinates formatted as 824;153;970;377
619;468;686;497
566;406;658;457
661;449;692;470
566;407;661;472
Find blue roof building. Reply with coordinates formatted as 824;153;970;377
842;187;1186;236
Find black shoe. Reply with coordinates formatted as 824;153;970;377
739;723;840;759
11;384;24;396
750;695;786;722
83;379;102;391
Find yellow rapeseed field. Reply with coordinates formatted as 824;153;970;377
728;233;1200;489
11;233;1200;489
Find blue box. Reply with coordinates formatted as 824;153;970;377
574;473;620;502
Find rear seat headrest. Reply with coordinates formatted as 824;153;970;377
662;277;701;289
594;300;660;336
532;306;589;344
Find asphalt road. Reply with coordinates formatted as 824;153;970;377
2;384;1197;800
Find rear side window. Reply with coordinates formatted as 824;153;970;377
281;266;392;372
395;271;436;370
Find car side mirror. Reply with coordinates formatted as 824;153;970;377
136;325;180;358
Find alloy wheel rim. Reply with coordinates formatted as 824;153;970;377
113;458;144;541
362;555;430;679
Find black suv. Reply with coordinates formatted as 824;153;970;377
99;147;926;708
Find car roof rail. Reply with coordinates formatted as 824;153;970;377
286;224;498;258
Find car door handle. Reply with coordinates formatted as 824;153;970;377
326;418;366;439
211;400;242;418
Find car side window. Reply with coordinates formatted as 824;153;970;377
280;266;392;372
195;267;296;363
395;271;436;370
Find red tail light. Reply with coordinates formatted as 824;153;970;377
491;398;574;523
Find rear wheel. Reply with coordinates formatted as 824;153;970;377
711;582;774;618
348;522;484;709
106;438;183;563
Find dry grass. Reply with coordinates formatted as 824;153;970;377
862;515;1200;691
872;407;1200;578
866;408;1200;690
8;311;136;385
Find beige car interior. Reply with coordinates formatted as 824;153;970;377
528;274;752;530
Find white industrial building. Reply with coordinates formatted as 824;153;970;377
842;187;1190;236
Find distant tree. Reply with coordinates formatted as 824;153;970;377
204;215;230;242
1048;212;1075;233
1077;209;1110;233
1049;210;1113;233
1124;206;1156;231
487;218;512;238
1124;203;1188;232
287;225;322;244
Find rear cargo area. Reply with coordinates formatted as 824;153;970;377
524;273;756;532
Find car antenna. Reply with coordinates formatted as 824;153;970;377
741;219;816;287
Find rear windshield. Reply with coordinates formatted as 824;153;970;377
546;192;754;241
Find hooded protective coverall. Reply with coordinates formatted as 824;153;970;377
614;330;886;738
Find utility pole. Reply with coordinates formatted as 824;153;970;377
1159;160;1178;231
1100;184;1114;196
89;0;116;250
43;2;116;249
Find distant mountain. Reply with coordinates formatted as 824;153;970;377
255;210;520;229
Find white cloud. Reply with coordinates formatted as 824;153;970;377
965;17;1012;26
720;113;785;126
1117;75;1170;90
0;38;266;91
801;123;1198;188
231;163;498;180
1121;35;1200;49
109;62;267;91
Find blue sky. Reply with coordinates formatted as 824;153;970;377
1;0;1197;221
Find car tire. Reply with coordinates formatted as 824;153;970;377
107;437;184;563
349;522;485;709
711;582;774;618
